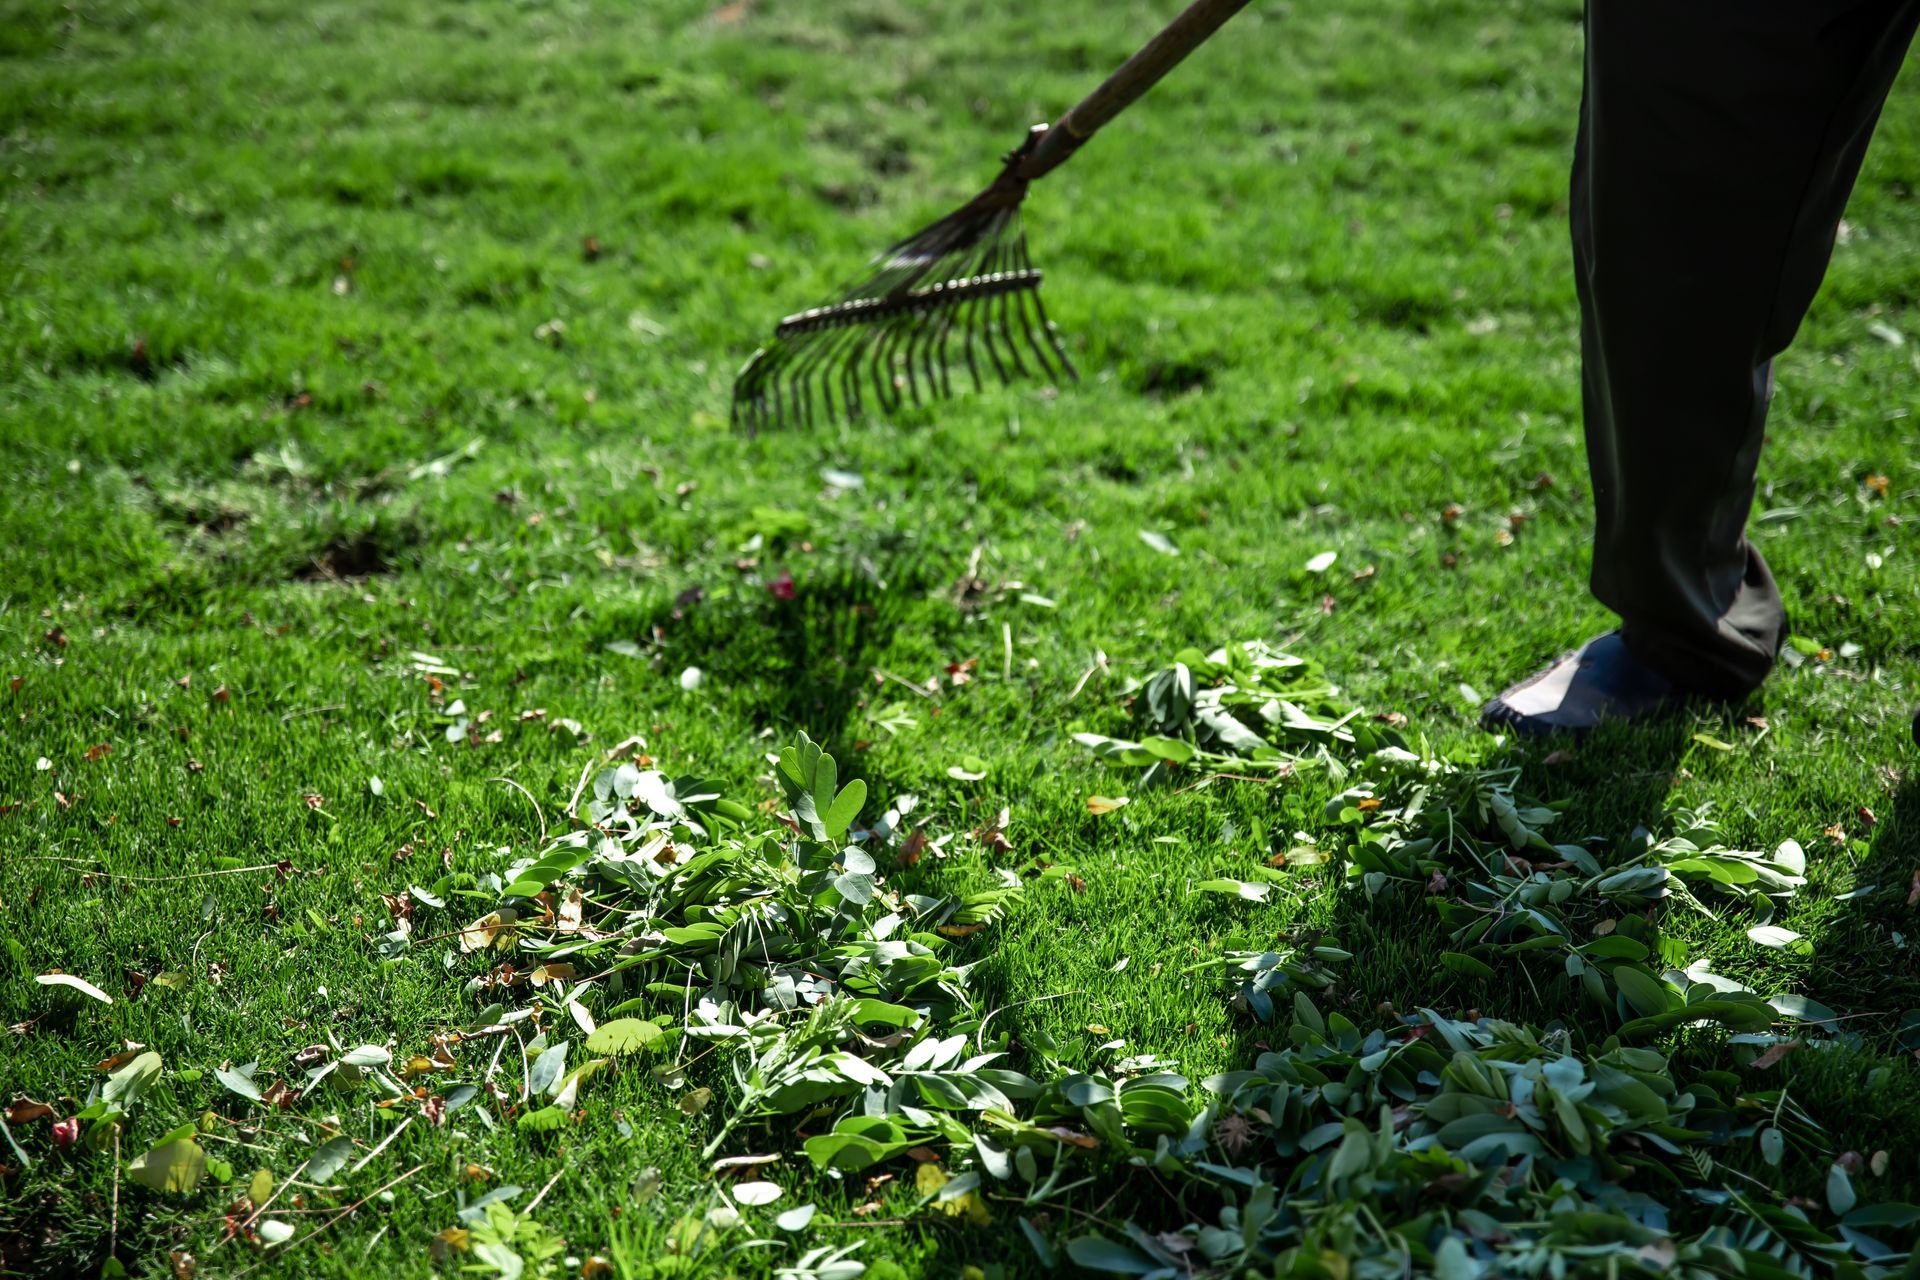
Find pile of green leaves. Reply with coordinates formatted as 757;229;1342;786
1059;641;1918;1276
401;654;1915;1277
28;650;1919;1278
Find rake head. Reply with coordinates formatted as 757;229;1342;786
731;128;1077;432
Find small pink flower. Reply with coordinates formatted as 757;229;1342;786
50;1117;80;1148
767;569;796;601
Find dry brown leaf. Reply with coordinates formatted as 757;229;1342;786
556;888;584;934
459;909;517;954
530;962;577;987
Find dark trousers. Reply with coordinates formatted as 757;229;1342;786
1577;0;1919;698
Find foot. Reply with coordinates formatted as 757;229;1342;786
1481;631;1684;738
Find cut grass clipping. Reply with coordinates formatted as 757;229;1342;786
17;641;1918;1278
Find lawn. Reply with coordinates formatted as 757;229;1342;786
5;0;1920;1276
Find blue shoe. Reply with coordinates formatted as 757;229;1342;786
1481;632;1684;739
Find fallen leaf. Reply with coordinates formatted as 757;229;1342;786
36;973;112;1004
4;1100;54;1125
1086;795;1129;815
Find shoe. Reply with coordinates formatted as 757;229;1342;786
1480;631;1684;739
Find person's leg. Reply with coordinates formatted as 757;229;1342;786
1486;0;1920;736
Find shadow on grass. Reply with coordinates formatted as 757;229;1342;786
625;548;945;796
1820;771;1920;1040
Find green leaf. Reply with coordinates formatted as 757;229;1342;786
1581;936;1650;962
823;778;866;840
1827;1161;1857;1215
812;752;837;817
213;1064;263;1104
1768;993;1838;1025
1439;951;1495;981
1066;1234;1159;1275
1841;1203;1920;1229
306;1135;355;1186
584;1018;662;1057
1140;736;1196;763
1196;879;1270;902
128;1138;207;1195
832;872;875;905
1611;965;1673;1018
103;1052;163;1107
1747;925;1811;954
1019;1217;1056;1269
1619;998;1774;1040
517;1106;568;1133
529;1042;569;1096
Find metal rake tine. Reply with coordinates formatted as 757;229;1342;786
841;325;868;421
899;301;939;410
991;257;1032;382
787;327;839;428
1011;286;1053;383
990;238;1036;379
959;304;985;395
1026;277;1076;383
974;283;1012;387
930;296;959;401
824;323;863;422
897;318;924;411
791;333;829;427
916;288;953;405
864;321;890;418
1010;237;1062;381
866;319;897;419
876;316;914;414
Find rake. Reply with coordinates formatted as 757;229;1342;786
730;0;1254;432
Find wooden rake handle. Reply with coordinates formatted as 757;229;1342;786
1012;0;1256;182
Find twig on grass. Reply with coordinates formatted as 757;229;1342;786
279;704;344;722
525;1164;567;1213
1067;649;1109;701
487;774;548;847
109;1129;121;1269
975;990;1083;1056
21;857;289;883
870;667;940;702
239;1155;313;1235
236;1163;428;1278
565;757;596;821
348;1115;411;1177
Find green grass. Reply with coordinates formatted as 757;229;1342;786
5;0;1920;1275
